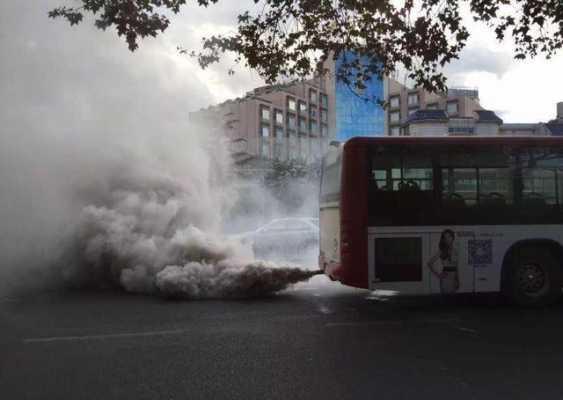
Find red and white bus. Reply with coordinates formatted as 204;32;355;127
319;136;563;305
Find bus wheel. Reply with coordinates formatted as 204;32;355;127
504;248;562;306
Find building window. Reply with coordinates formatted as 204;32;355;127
260;105;270;121
320;109;328;123
390;111;401;124
389;96;400;109
275;126;284;138
320;93;328;108
310;120;318;135
274;109;284;125
390;126;401;136
447;101;458;115
260;138;270;158
408;92;419;106
287;97;296;112
309;89;318;104
321;124;328;137
298;101;307;114
427;103;439;110
287;114;296;129
298;117;307;132
260;124;270;137
309;107;317;119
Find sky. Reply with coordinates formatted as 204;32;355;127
0;0;562;134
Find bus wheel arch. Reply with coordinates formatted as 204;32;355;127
501;239;563;306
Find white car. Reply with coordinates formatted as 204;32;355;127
238;218;319;262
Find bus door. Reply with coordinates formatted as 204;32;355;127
368;229;431;294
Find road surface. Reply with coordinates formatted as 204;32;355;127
2;276;563;399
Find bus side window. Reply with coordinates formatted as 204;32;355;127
442;168;477;207
371;169;389;191
479;167;513;206
519;148;563;207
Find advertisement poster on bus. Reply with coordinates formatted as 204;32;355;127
428;228;499;294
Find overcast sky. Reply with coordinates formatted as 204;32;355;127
1;0;562;133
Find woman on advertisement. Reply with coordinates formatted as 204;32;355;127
427;229;459;293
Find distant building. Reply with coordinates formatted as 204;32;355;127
389;77;561;137
386;77;483;136
323;51;385;141
544;102;563;136
190;66;562;168
189;79;330;166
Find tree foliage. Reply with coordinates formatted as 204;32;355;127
50;0;563;92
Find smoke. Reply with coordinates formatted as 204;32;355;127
0;0;319;299
56;151;318;299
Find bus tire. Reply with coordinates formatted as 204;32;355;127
503;247;562;306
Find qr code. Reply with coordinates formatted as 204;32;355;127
468;239;493;265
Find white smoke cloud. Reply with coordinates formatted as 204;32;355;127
59;163;316;298
0;0;317;298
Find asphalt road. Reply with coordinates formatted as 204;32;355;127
2;276;563;400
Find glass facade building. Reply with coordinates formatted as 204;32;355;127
335;51;385;141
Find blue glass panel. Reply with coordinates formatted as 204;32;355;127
335;51;385;140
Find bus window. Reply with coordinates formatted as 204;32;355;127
442;168;477;206
522;168;557;205
371;151;432;192
479;168;512;206
518;148;563;208
369;147;434;225
439;145;516;223
372;169;389;191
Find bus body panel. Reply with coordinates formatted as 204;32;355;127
339;141;369;289
319;201;341;275
368;225;563;293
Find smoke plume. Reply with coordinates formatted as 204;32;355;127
0;0;319;299
58;156;318;299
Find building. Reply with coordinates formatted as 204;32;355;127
386;77;483;136
389;76;561;137
191;65;562;166
189;79;330;166
403;102;562;137
544;102;563;136
323;51;385;140
190;52;385;167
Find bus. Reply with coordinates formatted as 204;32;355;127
319;136;563;306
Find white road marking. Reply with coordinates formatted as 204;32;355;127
23;328;190;344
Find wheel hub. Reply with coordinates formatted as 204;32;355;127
518;263;547;294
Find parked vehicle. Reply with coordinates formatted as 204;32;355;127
239;218;319;262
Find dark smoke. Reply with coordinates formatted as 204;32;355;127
55;147;319;299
